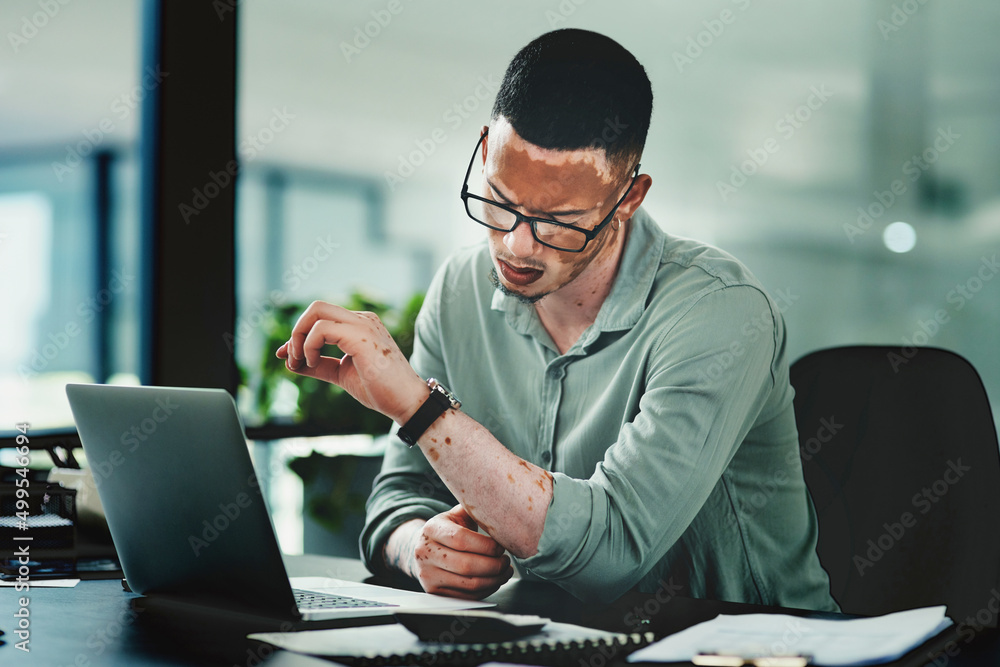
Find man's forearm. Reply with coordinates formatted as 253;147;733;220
276;300;553;562
409;409;553;559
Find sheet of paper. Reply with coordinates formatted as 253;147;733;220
627;605;951;666
0;578;80;588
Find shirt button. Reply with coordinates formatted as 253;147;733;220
541;451;552;464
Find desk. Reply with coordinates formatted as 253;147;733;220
2;555;998;666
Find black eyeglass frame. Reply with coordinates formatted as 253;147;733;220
459;130;640;253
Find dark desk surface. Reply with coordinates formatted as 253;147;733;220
1;554;997;666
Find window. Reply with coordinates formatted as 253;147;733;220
0;1;142;436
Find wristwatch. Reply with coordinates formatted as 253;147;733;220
397;378;461;447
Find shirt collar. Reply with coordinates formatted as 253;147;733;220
491;208;665;348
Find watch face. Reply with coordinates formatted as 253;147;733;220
427;378;461;410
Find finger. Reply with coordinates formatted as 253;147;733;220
424;545;510;579
433;581;506;600
275;341;288;359
288;301;353;361
417;530;510;578
453;553;510;579
302;320;358;369
445;507;506;556
444;504;479;531
418;564;512;598
434;565;513;599
426;517;504;557
284;353;344;385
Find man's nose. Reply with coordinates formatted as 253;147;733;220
503;219;539;257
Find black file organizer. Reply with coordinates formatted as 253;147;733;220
0;478;78;575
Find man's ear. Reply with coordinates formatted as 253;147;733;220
618;174;653;223
480;125;489;165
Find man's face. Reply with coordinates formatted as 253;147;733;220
479;117;629;304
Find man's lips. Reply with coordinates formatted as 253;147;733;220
498;259;543;286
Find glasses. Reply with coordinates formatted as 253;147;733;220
459;130;640;253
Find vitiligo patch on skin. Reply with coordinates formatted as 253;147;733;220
489;116;617;187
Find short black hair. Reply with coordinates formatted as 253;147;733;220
491;29;653;181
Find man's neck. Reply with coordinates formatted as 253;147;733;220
533;225;630;355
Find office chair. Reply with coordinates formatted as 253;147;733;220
790;345;1000;623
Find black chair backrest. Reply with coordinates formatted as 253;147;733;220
790;346;1000;623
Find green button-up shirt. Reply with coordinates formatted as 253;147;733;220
362;208;837;610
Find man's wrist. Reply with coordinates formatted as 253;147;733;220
393;377;433;426
383;518;425;580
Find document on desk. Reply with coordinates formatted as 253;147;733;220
627;605;952;666
0;578;80;587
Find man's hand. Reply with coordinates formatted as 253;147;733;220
386;506;514;600
275;301;427;424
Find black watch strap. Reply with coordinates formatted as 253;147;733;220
398;379;460;447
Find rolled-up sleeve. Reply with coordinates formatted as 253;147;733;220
516;285;779;602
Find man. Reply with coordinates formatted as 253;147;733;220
277;29;837;610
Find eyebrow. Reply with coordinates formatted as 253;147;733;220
486;177;590;218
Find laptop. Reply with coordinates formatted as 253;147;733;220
65;383;493;621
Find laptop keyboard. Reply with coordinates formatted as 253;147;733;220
293;588;397;610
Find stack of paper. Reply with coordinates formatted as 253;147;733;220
627;605;952;666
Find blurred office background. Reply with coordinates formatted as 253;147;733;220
1;1;997;552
